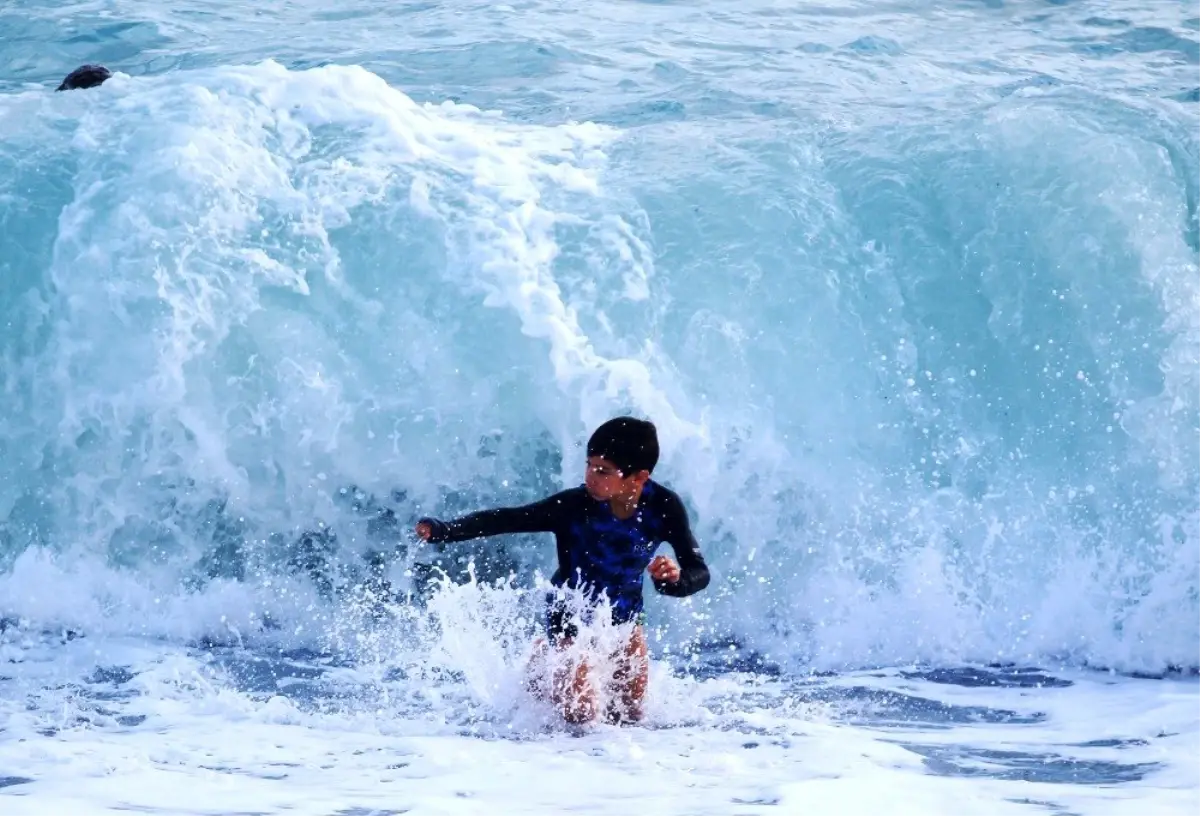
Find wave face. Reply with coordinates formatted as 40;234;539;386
0;2;1197;675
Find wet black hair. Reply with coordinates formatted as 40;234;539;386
586;416;659;476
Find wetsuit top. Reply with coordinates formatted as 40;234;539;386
419;480;710;624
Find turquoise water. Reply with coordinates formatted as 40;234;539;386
1;0;1198;669
0;2;1199;813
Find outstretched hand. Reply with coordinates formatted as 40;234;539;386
648;555;681;584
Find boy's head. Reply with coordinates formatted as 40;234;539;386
584;416;659;500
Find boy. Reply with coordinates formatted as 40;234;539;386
415;416;711;725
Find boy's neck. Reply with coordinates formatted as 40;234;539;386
608;482;648;519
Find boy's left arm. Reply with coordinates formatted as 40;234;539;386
652;494;711;598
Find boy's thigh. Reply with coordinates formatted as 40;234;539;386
613;625;648;681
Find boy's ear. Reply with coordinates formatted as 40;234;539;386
629;470;651;487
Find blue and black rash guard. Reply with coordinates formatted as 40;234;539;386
419;481;710;625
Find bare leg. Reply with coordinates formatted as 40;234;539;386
525;635;599;724
606;625;648;724
554;651;598;724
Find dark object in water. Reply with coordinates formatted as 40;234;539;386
290;526;338;599
57;64;112;91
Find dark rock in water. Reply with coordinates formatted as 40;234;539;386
57;64;112;91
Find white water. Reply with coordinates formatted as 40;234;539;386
1;0;1198;812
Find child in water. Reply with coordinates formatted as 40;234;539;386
415;417;710;724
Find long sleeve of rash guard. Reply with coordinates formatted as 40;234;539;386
651;491;711;598
418;491;572;543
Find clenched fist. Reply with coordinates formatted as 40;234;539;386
648;555;681;584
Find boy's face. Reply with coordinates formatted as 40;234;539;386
585;456;648;501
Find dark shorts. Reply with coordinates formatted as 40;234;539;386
543;593;645;644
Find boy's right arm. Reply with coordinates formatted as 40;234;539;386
417;491;571;543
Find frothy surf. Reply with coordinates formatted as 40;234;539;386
0;0;1197;812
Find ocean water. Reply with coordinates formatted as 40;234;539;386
1;0;1198;813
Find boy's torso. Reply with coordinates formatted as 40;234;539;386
548;482;674;620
